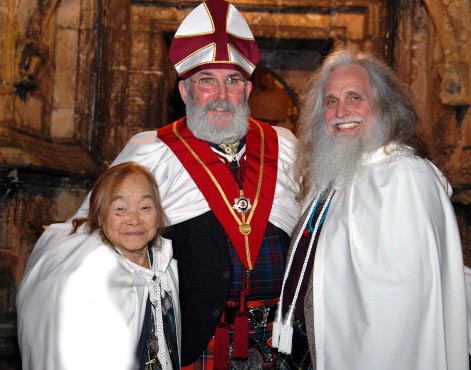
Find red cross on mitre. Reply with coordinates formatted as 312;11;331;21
169;0;260;79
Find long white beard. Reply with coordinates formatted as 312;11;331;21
185;94;249;144
309;116;389;192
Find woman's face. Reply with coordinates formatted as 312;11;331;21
101;173;158;266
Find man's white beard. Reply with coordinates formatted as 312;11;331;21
310;116;389;192
185;93;249;144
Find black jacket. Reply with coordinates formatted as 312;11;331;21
165;211;233;366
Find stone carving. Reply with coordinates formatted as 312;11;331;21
14;40;49;100
13;0;62;100
424;0;471;106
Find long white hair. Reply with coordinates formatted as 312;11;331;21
296;49;425;200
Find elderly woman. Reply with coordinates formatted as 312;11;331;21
17;162;180;370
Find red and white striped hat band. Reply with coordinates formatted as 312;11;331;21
169;0;260;79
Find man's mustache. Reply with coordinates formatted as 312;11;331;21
204;100;236;113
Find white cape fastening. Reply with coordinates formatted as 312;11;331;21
117;247;172;370
272;189;335;354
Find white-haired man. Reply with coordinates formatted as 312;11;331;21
273;49;468;370
150;3;300;367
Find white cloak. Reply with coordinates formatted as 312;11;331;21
310;145;468;370
17;224;180;370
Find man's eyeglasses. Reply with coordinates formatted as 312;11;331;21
189;77;247;94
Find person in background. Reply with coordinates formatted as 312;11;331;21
273;49;468;370
17;162;180;370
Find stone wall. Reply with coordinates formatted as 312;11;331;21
393;0;471;261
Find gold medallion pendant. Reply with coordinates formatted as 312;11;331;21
239;223;252;235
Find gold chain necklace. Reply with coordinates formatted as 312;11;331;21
218;140;240;156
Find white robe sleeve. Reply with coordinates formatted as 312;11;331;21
272;126;301;234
